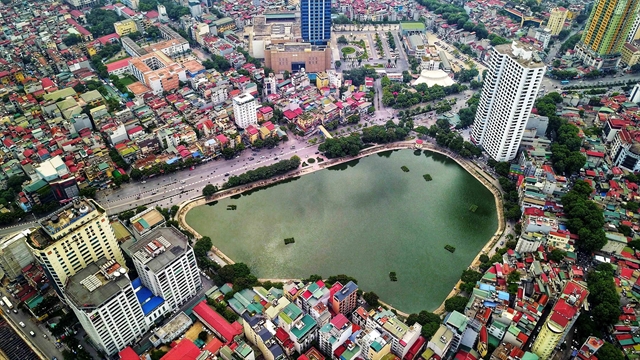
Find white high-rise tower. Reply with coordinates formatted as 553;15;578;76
233;93;258;129
471;41;545;161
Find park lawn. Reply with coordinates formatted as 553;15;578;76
119;75;138;86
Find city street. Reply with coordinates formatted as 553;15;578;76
0;287;64;359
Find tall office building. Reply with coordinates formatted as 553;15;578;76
546;7;568;36
26;198;124;296
628;9;640;42
470;41;545;161
124;227;201;309
233;93;258;129
575;0;640;69
66;258;148;356
301;0;331;45
531;281;588;359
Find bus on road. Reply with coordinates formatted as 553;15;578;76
2;296;13;309
561;80;569;85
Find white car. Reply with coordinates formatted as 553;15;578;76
19;322;25;328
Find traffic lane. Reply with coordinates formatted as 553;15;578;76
106;146;321;213
0;294;64;358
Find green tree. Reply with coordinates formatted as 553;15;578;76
79;187;97;199
444;296;468;313
597;343;624;360
549;249;567;262
198;331;208;342
363;292;380;307
337;35;349;44
202;184;219;197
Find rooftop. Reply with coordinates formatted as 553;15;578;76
65;258;130;309
124;227;189;272
494;41;544;68
29;198;102;248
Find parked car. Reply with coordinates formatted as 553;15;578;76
19;322;25;328
29;331;35;337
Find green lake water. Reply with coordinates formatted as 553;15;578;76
186;150;497;312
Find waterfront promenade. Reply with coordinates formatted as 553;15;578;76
177;141;506;315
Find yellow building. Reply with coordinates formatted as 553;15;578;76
114;19;138;37
368;340;391;360
532;281;588;360
316;72;329;89
25;199;125;295
621;42;640;66
547;7;568;36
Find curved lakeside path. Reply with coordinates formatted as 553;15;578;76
177;140;506;316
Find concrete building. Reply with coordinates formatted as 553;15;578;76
546;8;568;36
0;230;36;280
26;199;124;296
611;129;640;172
575;0;640;69
319;314;353;355
631;83;640;103
65;258;147;355
127;208;167;240
331;281;358;315
301;0;331;45
233;93;258;129
531;281;588;359
621;42;640;67
129;51;187;95
534;28;552;49
470;41;545;161
264;43;331;73
114;19;139;37
629;9;640;42
124;227;201;309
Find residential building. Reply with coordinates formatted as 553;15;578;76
470;41;545;161
65;0;99;9
531;281;588;359
129;51;187;95
575;0;640;69
629;9;640;42
546;8;568;36
124;227;201;309
65;258;147;356
331;281;358;315
319;314;353;355
611;129;640;171
26;198;125;296
114;19;139;37
264;43;332;73
233;93;258;129
0;230;36;280
301;0;331;45
621;42;640;67
127;208;167;240
192;300;244;343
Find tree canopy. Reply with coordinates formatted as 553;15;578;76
562;180;606;252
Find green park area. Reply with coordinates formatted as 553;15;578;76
342;46;356;55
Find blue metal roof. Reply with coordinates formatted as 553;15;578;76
136;287;153;303
334;281;357;301
132;278;142;289
142;296;164;315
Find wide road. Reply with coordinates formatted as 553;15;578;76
0;287;64;359
99;140;324;215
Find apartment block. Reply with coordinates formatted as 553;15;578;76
65;258;147;355
129;51;187;95
233;93;258;129
0;230;36;279
331;281;358;315
124;227;201;309
26;198;124;296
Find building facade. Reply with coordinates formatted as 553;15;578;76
470;42;545;161
125;227;201;309
264;43;331;73
301;0;331;45
575;0;640;69
0;230;36;280
546;7;568;36
531;281;588;359
26;199;125;296
65;259;147;356
331;281;358;315
233;93;258;129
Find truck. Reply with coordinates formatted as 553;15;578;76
561;80;570;85
2;296;13;309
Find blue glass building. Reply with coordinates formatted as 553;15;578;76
301;0;332;45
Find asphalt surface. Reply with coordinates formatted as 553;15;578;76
0;287;64;360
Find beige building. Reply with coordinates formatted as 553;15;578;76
264;43;331;73
547;7;568;36
621;42;640;66
26;198;124;295
129;51;187;95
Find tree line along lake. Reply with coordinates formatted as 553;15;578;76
186;149;498;312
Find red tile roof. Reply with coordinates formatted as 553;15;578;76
161;339;201;360
192;301;242;343
118;347;139;360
